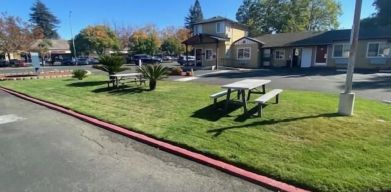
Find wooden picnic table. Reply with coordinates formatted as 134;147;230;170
110;73;143;87
221;79;271;114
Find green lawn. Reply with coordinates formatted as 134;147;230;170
1;76;390;191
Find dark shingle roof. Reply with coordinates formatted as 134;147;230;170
194;16;248;30
255;27;391;48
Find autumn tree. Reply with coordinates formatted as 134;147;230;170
129;25;161;55
161;27;191;55
29;0;60;39
185;0;204;29
74;25;120;55
0;13;32;62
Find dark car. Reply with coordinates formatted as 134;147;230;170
178;56;196;66
131;54;162;64
62;58;76;65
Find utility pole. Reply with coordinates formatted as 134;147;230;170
338;0;362;116
69;11;77;65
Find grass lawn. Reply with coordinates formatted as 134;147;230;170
1;75;390;191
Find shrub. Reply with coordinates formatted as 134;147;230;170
72;69;88;80
169;67;183;76
93;55;128;77
138;64;168;90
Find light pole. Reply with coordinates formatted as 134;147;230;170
69;11;77;65
338;0;362;116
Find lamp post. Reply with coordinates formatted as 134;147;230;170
338;0;362;116
69;11;77;65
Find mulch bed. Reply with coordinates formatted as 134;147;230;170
0;70;73;81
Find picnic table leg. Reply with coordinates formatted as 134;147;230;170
262;85;266;94
224;88;232;112
247;90;252;101
241;90;248;114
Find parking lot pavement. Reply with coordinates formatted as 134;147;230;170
0;90;270;192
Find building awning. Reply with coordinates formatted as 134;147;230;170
182;34;229;45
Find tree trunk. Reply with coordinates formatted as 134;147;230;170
149;80;157;90
6;53;11;64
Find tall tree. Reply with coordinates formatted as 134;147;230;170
361;0;391;28
74;25;120;55
185;0;204;29
129;26;161;55
0;13;33;62
29;0;60;39
236;0;341;35
36;39;52;65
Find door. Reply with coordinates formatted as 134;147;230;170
195;49;203;66
301;48;312;68
292;48;300;67
315;45;327;65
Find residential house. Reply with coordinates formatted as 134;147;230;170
30;39;72;61
183;16;391;69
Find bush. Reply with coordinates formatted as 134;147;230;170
93;55;128;77
72;69;88;80
168;67;183;76
138;64;168;90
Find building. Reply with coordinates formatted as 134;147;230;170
183;16;391;69
30;39;72;61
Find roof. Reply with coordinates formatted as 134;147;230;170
193;16;248;30
30;39;70;51
182;33;229;45
254;27;391;48
233;36;265;45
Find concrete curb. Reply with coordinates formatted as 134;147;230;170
0;86;310;192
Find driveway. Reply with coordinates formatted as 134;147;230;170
179;68;391;101
0;90;269;192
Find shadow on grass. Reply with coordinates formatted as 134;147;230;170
191;100;243;121
67;81;107;87
92;85;149;95
207;113;340;137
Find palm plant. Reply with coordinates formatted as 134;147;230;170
93;55;128;78
138;64;168;90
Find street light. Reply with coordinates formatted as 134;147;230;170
338;0;362;116
69;11;77;65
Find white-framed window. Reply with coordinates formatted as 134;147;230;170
216;22;225;33
367;42;390;58
333;43;350;58
274;49;285;60
205;49;213;60
193;25;202;34
263;49;271;58
237;47;251;60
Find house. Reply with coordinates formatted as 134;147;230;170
183;16;391;69
30;39;72;60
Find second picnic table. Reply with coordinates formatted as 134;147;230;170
109;73;143;87
221;79;271;113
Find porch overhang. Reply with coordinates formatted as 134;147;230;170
182;34;229;45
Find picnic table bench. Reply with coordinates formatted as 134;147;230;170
254;89;283;117
108;73;146;88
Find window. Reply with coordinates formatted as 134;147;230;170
193;25;202;34
263;49;271;58
216;22;225;33
205;49;213;60
333;43;350;58
237;47;251;60
367;42;390;58
274;49;285;60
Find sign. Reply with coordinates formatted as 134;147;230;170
31;52;40;70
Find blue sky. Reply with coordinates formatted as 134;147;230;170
1;0;376;39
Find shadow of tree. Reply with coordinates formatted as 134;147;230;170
67;81;107;87
92;85;148;95
207;113;340;137
338;75;391;91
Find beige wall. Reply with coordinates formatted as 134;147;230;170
270;48;293;67
229;43;260;68
328;40;391;69
192;42;226;67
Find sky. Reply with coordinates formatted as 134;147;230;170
1;0;377;40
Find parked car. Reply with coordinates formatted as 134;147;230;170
77;57;91;65
162;56;174;62
61;58;76;65
0;59;7;67
130;54;162;64
178;56;196;66
89;57;100;64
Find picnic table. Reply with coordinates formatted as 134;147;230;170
221;79;271;114
109;73;143;87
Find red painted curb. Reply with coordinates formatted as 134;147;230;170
0;86;310;192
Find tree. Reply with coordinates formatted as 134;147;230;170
361;0;391;28
94;55;128;76
74;25;120;55
160;27;191;55
29;0;60;39
138;64;168;90
37;39;52;65
0;13;32;62
129;26;161;55
185;0;204;29
236;0;341;35
161;37;182;55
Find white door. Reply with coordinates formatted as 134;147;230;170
301;48;312;68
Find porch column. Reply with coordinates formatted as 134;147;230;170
215;40;218;70
185;44;189;65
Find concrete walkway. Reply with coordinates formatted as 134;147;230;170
0;90;270;192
